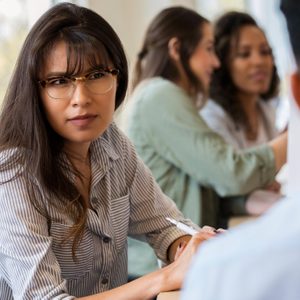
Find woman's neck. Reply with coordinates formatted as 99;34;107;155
238;92;260;140
175;77;200;102
64;141;90;163
64;141;92;208
176;76;191;94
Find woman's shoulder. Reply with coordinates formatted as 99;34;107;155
136;77;178;91
0;147;25;166
258;98;279;137
132;77;187;104
259;98;278;115
93;123;133;160
0;147;27;181
201;100;232;123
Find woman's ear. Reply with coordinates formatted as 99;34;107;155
168;37;180;61
291;72;300;109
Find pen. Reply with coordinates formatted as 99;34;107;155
166;217;199;235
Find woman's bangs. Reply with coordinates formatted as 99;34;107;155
66;38;111;75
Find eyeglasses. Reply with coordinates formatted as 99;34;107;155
38;68;119;100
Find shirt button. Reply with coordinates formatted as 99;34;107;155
91;197;97;205
101;278;109;284
103;236;111;243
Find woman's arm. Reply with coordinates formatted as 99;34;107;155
132;81;286;196
0;173;72;299
268;131;288;171
167;226;217;262
80;232;212;300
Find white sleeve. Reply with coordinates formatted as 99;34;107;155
200;100;241;149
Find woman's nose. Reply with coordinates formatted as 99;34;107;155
70;81;92;107
251;52;265;65
213;53;221;69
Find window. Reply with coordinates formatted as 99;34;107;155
0;0;28;104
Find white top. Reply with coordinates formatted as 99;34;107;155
181;194;300;300
200;99;279;150
200;99;282;214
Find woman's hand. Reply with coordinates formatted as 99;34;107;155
161;228;216;292
246;189;282;216
83;227;224;300
265;180;281;193
173;226;217;261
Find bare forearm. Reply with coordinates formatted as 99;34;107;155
79;231;215;300
268;132;287;172
79;268;168;300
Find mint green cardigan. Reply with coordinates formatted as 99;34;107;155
125;77;276;276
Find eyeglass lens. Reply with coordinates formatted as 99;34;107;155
46;71;115;99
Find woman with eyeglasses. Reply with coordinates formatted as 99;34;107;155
124;6;287;277
0;3;216;299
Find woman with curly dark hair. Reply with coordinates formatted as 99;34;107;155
202;11;280;149
201;11;282;217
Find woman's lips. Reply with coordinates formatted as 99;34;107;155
68;114;97;127
250;71;269;82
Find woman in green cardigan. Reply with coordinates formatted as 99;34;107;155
124;6;287;277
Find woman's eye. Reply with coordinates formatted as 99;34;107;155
237;52;250;58
261;48;272;56
48;77;70;86
89;71;106;80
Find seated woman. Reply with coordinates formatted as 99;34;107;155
201;11;282;217
0;3;216;299
124;6;287;277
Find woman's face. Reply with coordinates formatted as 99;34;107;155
189;23;220;91
39;40;117;150
229;25;274;97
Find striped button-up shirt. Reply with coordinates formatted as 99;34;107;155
0;123;190;299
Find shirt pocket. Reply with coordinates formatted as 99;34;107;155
50;221;95;279
110;193;130;253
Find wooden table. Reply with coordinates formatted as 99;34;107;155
228;215;257;227
157;291;180;300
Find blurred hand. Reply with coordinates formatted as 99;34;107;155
163;229;216;292
246;189;282;216
265;180;281;193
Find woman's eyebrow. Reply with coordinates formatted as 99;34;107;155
43;64;110;78
43;71;68;78
236;44;251;50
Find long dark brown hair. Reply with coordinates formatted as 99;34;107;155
0;3;128;257
132;6;208;96
210;11;279;130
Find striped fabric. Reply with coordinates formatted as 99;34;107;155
0;123;191;299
